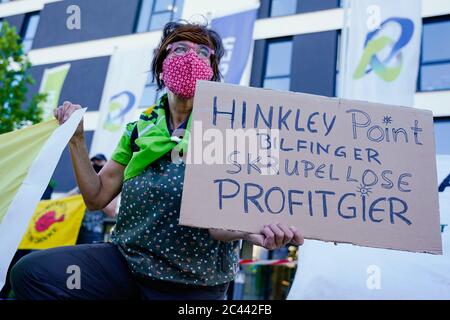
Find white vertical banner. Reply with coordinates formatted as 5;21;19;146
210;0;259;85
340;0;422;106
0;109;86;290
180;0;260;86
90;42;154;158
38;63;71;120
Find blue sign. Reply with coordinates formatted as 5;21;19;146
211;9;258;84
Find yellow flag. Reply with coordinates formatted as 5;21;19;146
19;195;86;250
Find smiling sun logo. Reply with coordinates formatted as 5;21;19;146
356;184;373;197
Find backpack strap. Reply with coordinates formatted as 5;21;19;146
130;123;139;153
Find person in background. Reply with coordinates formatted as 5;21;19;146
68;153;118;244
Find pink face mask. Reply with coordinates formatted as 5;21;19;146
162;51;214;100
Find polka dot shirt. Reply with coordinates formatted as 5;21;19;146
111;152;240;286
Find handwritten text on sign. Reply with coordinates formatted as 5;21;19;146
179;81;442;254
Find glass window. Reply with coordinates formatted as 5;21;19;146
270;0;297;17
434;118;450;155
263;39;293;91
422;21;450;63
136;0;184;32
172;0;183;21
265;41;293;77
420;19;450;92
135;0;153;32
154;0;174;12
21;13;40;53
420;62;450;91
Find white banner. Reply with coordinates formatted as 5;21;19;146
90;42;154;158
288;155;450;300
340;0;422;106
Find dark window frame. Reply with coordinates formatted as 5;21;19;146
418;15;450;92
20;11;40;53
262;37;294;90
434;116;450;123
334;30;342;97
263;0;342;18
136;0;183;32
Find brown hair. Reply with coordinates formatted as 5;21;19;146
151;21;224;90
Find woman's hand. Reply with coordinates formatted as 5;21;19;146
53;101;84;142
243;224;304;250
52;101;124;211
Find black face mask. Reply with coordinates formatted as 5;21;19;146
93;164;103;173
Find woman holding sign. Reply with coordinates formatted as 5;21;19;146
11;22;303;300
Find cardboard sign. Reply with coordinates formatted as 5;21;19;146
288;156;450;300
179;81;442;254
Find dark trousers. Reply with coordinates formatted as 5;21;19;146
0;250;31;299
10;243;229;300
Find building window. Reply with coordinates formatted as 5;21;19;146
269;0;297;17
262;39;293;91
136;0;184;32
139;72;164;108
21;12;40;53
420;18;450;92
435;118;450;155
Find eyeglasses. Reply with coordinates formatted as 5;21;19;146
167;41;215;60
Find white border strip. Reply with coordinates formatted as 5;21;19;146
28;31;162;66
254;8;344;40
0;108;86;290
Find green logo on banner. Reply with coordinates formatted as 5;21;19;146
103;91;136;132
353;17;414;82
